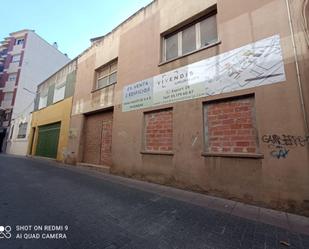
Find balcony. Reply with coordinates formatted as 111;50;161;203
1;40;9;46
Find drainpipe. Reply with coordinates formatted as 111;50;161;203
285;0;309;136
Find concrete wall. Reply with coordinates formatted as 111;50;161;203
6;31;70;155
29;97;73;161
6;115;32;155
69;0;309;215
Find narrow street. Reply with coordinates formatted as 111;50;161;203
0;154;308;249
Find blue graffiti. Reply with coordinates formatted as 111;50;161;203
270;146;289;159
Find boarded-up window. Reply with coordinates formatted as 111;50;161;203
204;96;259;154
144;109;173;152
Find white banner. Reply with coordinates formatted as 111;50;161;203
122;35;286;111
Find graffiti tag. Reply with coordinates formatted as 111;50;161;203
270;146;289;159
262;134;309;159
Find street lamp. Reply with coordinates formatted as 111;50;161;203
23;87;36;95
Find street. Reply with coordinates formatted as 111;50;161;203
0;154;308;249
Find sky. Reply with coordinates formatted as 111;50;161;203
0;0;153;59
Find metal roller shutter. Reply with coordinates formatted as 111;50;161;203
35;122;60;159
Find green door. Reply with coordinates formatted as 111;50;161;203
35;122;61;159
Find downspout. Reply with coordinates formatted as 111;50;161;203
285;0;309;136
301;0;309;47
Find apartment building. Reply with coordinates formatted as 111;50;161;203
0;29;70;155
67;0;309;214
28;59;77;161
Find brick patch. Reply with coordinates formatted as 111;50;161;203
83;111;113;166
144;109;173;152
101;119;113;166
205;96;258;154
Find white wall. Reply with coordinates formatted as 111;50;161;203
6;114;32;156
7;31;70;155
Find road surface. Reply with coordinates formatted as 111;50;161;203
0;154;308;249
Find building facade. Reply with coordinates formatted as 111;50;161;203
67;0;309;214
28;59;77;161
0;29;70;155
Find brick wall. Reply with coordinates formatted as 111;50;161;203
205;96;258;154
83;111;113;166
101;119;113;166
144;109;173;152
0;73;8;88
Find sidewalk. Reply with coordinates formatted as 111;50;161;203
50;158;309;237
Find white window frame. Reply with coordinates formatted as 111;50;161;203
53;82;66;103
38;94;48;109
12;54;21;63
162;13;218;62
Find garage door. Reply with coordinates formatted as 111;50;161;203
83;111;113;166
35;122;61;159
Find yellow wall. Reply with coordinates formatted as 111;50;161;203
28;97;73;161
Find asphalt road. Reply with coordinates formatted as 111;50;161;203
0;154;308;249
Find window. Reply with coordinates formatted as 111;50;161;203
15;38;24;45
165;33;178;61
182;25;196;54
8;73;17;83
204;96;258;154
200;15;218;46
53;82;65;103
144;108;173;152
38;94;48;109
17;122;27;139
95;60;117;90
12;54;21;63
163;13;218;61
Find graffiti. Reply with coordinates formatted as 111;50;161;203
262;134;309;159
270;145;289;159
262;134;309;147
